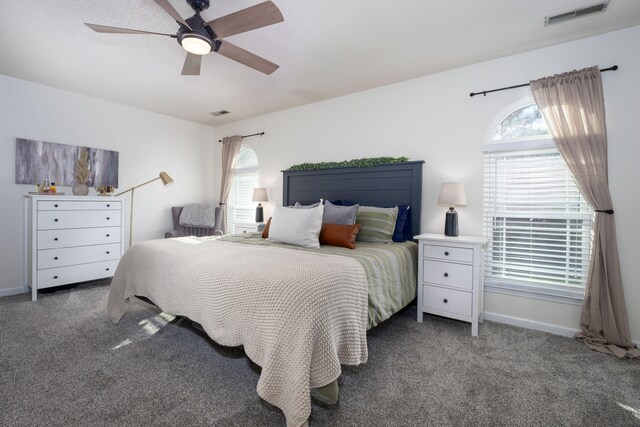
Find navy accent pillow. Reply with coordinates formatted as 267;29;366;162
340;199;356;207
330;200;343;206
392;205;411;242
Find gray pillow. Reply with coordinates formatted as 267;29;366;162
293;201;321;209
323;200;358;225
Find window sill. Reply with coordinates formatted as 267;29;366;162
484;278;584;306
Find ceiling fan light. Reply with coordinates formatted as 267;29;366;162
180;34;212;55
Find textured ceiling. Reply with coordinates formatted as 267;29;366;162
0;1;639;126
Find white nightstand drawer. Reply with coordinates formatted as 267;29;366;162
423;244;473;263
38;243;121;269
422;285;472;317
38;200;121;211
37;260;119;289
38;227;121;249
38;210;121;230
423;259;473;290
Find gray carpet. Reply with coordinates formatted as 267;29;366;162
1;280;638;426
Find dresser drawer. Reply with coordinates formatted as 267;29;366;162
423;243;473;263
423;259;473;290
38;200;121;211
38;243;121;269
422;285;472;317
38;210;121;230
38;227;121;249
37;260;119;289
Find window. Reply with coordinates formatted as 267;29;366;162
483;104;593;302
227;146;259;234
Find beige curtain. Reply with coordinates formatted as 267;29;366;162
218;135;243;233
530;66;639;358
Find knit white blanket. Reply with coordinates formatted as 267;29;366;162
107;237;369;426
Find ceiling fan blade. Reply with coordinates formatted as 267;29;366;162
206;1;284;39
181;53;202;75
153;0;192;30
216;41;279;75
85;23;174;36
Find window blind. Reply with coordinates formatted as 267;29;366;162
483;147;593;288
227;167;259;234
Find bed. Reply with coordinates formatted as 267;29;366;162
107;161;424;426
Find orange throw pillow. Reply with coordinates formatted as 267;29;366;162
262;217;272;238
319;223;361;249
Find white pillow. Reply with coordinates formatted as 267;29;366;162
268;203;324;248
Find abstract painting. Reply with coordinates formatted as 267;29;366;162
15;138;119;187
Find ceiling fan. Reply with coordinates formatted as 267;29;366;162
85;0;284;75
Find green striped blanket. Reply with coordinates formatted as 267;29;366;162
220;233;417;328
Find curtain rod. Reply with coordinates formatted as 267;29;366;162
218;132;265;143
469;65;619;98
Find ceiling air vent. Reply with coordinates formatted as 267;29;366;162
545;1;609;26
210;110;230;117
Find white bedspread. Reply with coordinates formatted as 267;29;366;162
107;237;369;426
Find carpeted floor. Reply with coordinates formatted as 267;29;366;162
1;279;638;426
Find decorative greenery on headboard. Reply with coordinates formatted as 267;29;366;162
287;156;409;171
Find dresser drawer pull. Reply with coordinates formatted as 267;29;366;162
444;272;449;277
106;217;110;220
443;298;448;303
54;257;59;260
53;275;58;279
107;204;110;207
106;251;110;254
105;268;110;271
54;237;59;241
445;251;449;256
106;234;110;237
54;204;59;208
54;218;59;222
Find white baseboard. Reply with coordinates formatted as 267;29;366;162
483;311;640;347
0;285;29;298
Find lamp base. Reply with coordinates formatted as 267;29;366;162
255;204;264;223
444;207;458;237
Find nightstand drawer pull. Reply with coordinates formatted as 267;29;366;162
106;251;110;254
106;217;110;220
54;218;59;222
54;237;58;241
54;204;59;208
54;257;59;260
107;204;110;207
444;272;449;277
444;251;449;256
106;234;110;237
53;275;58;279
443;298;448;303
106;268;110;271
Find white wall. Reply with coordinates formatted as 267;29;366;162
213;25;640;342
0;75;215;296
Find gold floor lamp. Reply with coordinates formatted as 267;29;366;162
115;171;173;247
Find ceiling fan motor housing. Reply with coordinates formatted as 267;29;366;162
177;12;216;52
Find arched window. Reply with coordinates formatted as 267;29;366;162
227;146;259;234
483;103;593;301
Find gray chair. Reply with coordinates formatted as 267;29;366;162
165;206;224;238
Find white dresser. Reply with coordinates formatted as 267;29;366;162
24;195;125;301
415;233;487;336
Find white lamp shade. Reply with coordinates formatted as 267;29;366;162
438;183;467;207
251;187;269;202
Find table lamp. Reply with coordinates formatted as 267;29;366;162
252;187;268;223
437;182;467;237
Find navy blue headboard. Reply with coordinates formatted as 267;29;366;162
282;161;425;237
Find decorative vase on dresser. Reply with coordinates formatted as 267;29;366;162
414;233;488;336
24;195;125;301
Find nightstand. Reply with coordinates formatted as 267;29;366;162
414;233;487;336
234;222;266;234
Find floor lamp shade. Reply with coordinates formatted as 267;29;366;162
437;183;467;237
252;187;269;223
115;171;174;246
